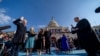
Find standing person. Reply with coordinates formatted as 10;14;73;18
44;28;52;54
25;27;36;56
56;37;61;51
61;34;70;53
37;29;44;55
71;17;100;56
73;37;80;50
11;16;27;56
68;37;75;50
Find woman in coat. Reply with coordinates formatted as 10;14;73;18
61;34;70;52
37;29;44;55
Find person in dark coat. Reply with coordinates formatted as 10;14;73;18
11;16;27;56
43;28;52;54
37;28;44;55
71;17;100;56
73;38;80;50
56;37;61;51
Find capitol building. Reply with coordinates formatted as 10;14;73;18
43;17;77;40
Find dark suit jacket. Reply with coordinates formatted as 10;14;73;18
44;30;51;40
12;19;27;44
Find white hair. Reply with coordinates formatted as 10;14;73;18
31;27;34;31
24;19;27;23
20;16;24;20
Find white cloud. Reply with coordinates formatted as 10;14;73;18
38;25;46;28
0;8;11;24
0;8;6;13
0;0;2;3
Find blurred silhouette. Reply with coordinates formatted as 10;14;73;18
0;25;11;32
11;16;27;56
71;17;100;56
44;28;52;54
95;7;100;13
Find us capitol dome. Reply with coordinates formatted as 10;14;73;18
44;17;77;39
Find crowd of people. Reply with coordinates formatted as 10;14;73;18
0;16;100;56
0;17;73;56
0;29;78;56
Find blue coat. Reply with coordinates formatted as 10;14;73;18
61;35;69;51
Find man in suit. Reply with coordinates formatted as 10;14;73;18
71;17;100;56
44;28;52;54
11;16;27;56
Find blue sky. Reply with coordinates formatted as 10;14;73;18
0;0;100;32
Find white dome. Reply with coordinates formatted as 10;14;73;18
48;17;59;27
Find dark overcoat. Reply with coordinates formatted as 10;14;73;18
44;30;51;49
72;19;100;51
12;19;27;45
